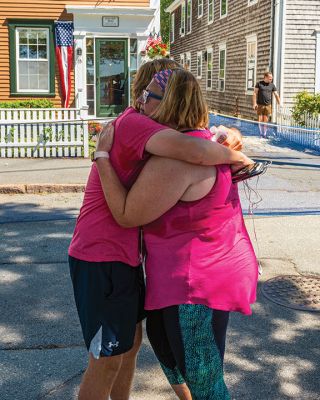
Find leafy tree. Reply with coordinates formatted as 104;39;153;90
160;0;172;45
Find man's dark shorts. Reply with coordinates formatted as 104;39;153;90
69;256;146;359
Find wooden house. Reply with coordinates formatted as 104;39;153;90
0;0;160;117
166;0;320;118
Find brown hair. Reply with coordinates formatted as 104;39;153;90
264;71;273;77
132;58;181;109
150;68;208;130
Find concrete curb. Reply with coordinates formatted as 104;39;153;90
0;184;85;194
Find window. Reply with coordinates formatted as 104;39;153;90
218;44;226;92
220;0;228;18
180;53;185;68
248;0;258;6
206;48;213;89
198;0;203;18
86;37;95;115
9;20;55;96
130;38;138;107
170;13;175;43
208;0;214;24
185;52;191;70
186;0;192;34
180;2;186;36
246;35;257;91
197;51;202;78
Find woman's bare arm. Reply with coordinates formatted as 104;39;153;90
145;128;251;169
96;156;216;228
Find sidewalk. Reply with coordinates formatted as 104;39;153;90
0;158;90;193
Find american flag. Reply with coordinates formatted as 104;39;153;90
145;32;154;50
55;21;74;108
155;32;162;44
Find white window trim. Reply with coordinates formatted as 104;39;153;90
206;47;213;90
170;13;175;44
180;53;185;67
220;0;228;19
196;51;202;78
16;27;50;94
245;34;257;94
186;0;192;34
180;2;186;37
208;0;214;25
218;43;226;92
185;51;191;70
198;0;203;18
248;0;258;6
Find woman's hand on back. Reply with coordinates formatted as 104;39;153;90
96;122;115;153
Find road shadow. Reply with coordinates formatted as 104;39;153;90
0;201;319;399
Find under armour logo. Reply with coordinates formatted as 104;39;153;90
108;341;119;348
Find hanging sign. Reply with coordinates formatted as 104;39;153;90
102;16;119;27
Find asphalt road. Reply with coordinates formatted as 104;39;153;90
0;137;320;399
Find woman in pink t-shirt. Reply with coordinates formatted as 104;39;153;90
68;59;255;400
95;69;262;400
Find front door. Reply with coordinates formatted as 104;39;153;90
96;39;128;117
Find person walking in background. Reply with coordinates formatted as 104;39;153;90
253;71;280;137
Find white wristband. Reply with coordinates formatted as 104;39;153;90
91;151;109;161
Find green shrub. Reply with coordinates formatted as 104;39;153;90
0;99;54;109
292;91;320;126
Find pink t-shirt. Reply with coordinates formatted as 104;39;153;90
144;129;259;315
68;107;166;266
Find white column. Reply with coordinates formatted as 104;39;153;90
73;34;86;110
315;31;320;93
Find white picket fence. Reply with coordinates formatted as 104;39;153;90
0;107;89;158
276;106;320;129
275;107;320;150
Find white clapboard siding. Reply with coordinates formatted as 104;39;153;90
0;107;89;158
282;0;320;107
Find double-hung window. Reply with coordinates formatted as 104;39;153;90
198;0;203;18
218;44;226;92
185;52;191;70
9;20;55;96
180;2;186;36
170;13;175;43
246;35;257;91
220;0;228;18
186;0;192;34
206;48;213;90
180;53;185;68
197;51;202;78
208;0;214;24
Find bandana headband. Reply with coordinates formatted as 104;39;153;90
153;69;173;92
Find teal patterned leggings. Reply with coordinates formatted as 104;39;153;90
146;304;231;400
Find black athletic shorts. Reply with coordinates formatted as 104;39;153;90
69;256;146;358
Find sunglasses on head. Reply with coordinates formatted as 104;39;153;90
141;89;163;104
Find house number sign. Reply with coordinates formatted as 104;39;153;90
102;16;119;27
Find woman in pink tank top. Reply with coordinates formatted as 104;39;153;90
95;69;261;400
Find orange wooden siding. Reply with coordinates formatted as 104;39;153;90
0;0;150;107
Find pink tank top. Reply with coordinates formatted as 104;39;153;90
144;129;259;315
69;107;166;265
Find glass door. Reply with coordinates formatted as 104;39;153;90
95;39;128;117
